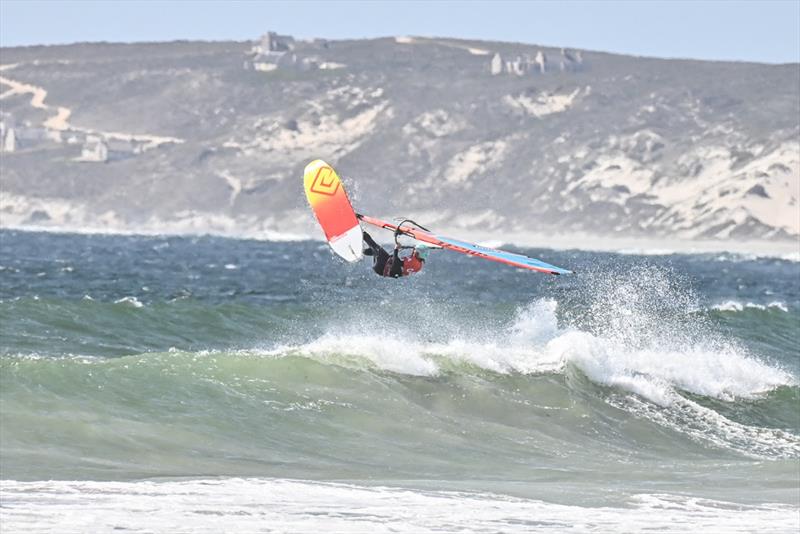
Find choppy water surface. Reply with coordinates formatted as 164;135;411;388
1;230;798;532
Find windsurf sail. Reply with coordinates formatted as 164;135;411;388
357;214;572;275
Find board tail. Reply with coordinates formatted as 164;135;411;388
304;160;363;262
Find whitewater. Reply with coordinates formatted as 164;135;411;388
1;229;798;532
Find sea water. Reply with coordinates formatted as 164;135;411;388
1;230;798;533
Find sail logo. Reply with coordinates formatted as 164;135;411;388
310;167;340;196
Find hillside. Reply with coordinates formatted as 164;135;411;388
1;35;798;247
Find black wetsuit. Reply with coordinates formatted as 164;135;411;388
363;232;403;278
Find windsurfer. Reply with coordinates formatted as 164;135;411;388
362;231;428;278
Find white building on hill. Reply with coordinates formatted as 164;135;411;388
80;135;108;162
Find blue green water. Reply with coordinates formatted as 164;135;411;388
1;230;798;532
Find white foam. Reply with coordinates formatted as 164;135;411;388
265;334;439;376
779;251;800;262
711;301;789;312
113;296;144;308
1;478;796;534
257;294;792;407
549;330;790;404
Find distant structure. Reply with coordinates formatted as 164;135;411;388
80;135;108;162
488;53;540;76
559;48;583;72
490;53;503;75
109;138;142;158
505;57;526;75
243;31;344;72
489;48;583;76
0;112;62;152
1;110;173;162
534;51;547;74
78;135;142;163
0;114;16;152
259;32;296;53
244;31;298;71
2;127;15;152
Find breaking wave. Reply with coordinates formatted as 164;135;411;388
3;264;797;477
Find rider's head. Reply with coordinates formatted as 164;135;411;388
414;244;431;262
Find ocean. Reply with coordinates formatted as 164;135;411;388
0;229;798;533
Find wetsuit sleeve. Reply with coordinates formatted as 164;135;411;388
362;231;379;249
363;231;385;258
389;247;403;278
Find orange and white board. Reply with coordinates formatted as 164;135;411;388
303;159;363;262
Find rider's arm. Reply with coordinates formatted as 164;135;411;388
362;231;379;249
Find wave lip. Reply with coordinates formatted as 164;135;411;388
263;295;794;404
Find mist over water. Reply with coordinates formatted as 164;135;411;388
1;230;798;532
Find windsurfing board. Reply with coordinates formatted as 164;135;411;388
303;160;363;262
358;213;572;275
